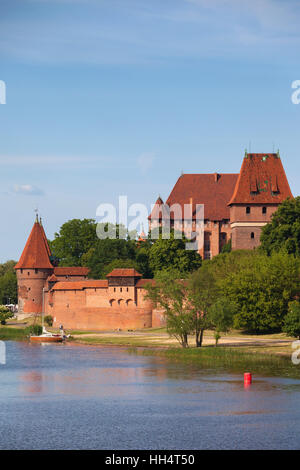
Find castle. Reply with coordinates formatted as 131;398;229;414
15;152;293;330
149;152;293;258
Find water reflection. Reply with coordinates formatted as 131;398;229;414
1;341;300;450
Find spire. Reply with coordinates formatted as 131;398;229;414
15;217;53;270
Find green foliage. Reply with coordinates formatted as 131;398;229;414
219;251;300;333
87;238;137;279
282;301;300;339
149;231;202;277
29;324;43;336
221;239;232;253
49;218;98;266
144;270;193;348
260;197;300;256
188;263;220;346
44;315;53;327
208;299;237;345
0;261;17;305
0;305;13;325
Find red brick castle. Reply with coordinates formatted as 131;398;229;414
15;151;293;329
149;152;293;258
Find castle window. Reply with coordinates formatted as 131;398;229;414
35;269;38;274
114;288;116;292
28;272;30;276
120;288;122;292
246;207;251;214
262;206;267;214
251;232;255;239
21;269;23;274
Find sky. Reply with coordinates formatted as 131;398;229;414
0;0;299;262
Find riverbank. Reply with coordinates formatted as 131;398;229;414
1;322;298;378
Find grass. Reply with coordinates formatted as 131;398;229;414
127;346;300;379
0;326;30;341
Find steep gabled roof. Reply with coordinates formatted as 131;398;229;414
228;153;293;205
154;173;238;221
15;219;53;270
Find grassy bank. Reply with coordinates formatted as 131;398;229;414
127;346;300;379
0;326;30;341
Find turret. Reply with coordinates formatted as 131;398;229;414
15;216;54;317
228;152;293;250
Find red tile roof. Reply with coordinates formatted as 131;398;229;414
52;280;108;290
15;220;53;270
106;268;142;277
54;267;89;276
47;274;58;282
228;153;293;205
151;173;238;221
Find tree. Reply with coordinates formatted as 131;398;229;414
208;299;237;345
220;251;300;333
87;237;137;279
282;301;300;339
260;197;300;256
49;218;98;266
0;271;17;304
188;263;220;346
149;231;202;277
144;270;194;348
0;305;13;325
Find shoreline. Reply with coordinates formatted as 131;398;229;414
1;324;299;379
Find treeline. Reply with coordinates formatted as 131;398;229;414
0;260;17;305
49;220;202;279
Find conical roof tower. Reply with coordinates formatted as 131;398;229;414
15;215;53;270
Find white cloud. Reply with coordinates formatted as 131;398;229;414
137;153;155;174
12;184;44;196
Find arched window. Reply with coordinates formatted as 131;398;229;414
246;207;251;214
262;206;267;214
251;232;255;239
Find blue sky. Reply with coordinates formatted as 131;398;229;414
0;0;299;261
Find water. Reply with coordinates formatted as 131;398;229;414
0;341;300;450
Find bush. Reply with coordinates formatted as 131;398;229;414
44;315;53;327
0;305;13;325
282;301;300;339
28;324;43;336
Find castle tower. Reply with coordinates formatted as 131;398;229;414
15;216;54;318
228;152;293;250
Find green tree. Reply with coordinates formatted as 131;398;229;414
208;299;237;345
282;301;300;339
260;197;300;256
188;263;220;346
87;237;137;279
49;218;98;266
220;251;300;333
149;231;202;277
0;305;14;325
0;271;17;304
144;270;194;348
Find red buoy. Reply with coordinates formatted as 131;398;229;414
244;372;252;386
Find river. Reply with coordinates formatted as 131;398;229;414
0;341;299;450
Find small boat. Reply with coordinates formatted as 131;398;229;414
30;327;64;343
